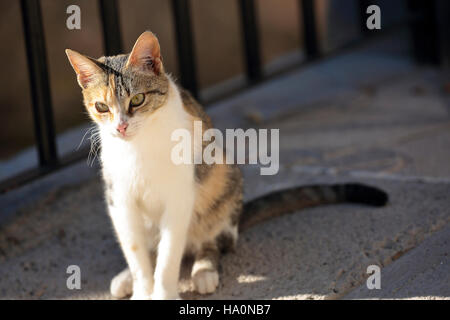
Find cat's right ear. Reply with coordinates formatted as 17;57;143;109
65;49;103;89
125;31;163;74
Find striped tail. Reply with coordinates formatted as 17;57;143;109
239;183;388;232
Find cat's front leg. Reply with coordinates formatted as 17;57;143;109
152;197;194;300
108;203;154;300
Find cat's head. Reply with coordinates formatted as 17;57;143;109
66;31;169;139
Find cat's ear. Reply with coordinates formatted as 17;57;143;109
65;49;104;89
126;31;163;74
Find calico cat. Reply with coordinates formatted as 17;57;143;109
66;31;388;300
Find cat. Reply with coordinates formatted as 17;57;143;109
66;31;388;300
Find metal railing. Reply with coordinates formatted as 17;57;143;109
1;0;448;194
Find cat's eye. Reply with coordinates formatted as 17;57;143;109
130;93;145;108
95;102;109;113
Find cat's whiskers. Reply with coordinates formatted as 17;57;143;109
87;128;101;166
77;126;96;151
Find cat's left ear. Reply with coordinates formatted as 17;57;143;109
65;49;104;89
126;31;163;74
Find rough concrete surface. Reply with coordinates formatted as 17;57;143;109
0;34;449;299
344;225;450;299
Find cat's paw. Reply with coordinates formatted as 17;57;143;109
130;281;154;300
192;269;219;294
110;268;133;299
130;292;152;300
151;288;181;300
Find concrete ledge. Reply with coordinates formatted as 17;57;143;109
344;226;450;299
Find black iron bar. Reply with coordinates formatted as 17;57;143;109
238;0;262;83
171;0;199;98
20;0;58;167
99;0;123;56
408;0;439;65
435;0;450;68
358;0;371;35
300;0;320;59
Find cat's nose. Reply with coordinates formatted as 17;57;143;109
116;122;128;135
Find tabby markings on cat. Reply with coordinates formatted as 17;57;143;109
66;31;388;300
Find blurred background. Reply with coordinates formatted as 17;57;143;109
0;0;448;188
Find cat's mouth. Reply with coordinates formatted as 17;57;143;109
113;130;134;140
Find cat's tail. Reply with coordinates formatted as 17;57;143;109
239;183;388;232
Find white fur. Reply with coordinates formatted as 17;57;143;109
101;79;195;300
110;268;133;298
192;269;219;294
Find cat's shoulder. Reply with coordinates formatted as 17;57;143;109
178;86;212;129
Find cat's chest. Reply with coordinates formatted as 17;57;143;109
100;103;195;205
101;130;193;201
101;142;176;218
102;139;176;186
